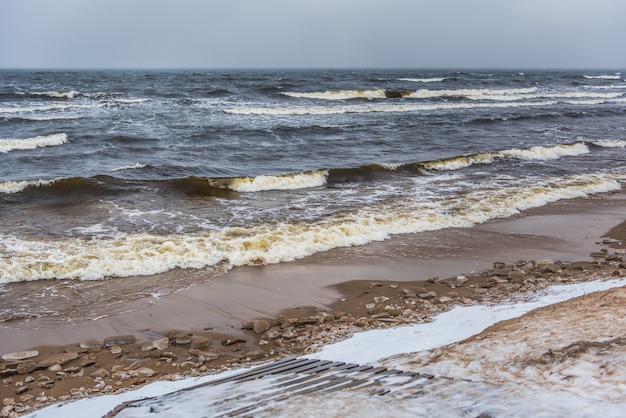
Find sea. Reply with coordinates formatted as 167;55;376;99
1;69;625;327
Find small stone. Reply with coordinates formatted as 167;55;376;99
188;349;219;360
37;352;78;368
374;296;390;303
508;270;526;281
222;338;246;346
79;341;102;350
418;291;437;299
438;296;452;304
389;284;398;289
111;371;130;381
90;368;108;379
80;359;96;368
103;335;136;347
23;376;35;383
141;343;156;352
16;362;37;375
174;334;192;345
152;337;169;351
365;303;376;309
47;364;62;372
134;367;155;377
2;398;15;406
252;320;271;334
110;346;122;354
16;386;29;395
2;351;39;362
190;337;210;349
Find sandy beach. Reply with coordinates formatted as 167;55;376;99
2;191;626;416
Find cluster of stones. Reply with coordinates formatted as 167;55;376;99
241;243;626;358
0;331;263;417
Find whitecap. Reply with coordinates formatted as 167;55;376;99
0;133;68;153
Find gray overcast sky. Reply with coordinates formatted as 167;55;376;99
1;0;625;69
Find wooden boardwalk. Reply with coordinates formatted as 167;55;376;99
107;357;447;417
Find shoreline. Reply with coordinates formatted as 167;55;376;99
1;192;626;415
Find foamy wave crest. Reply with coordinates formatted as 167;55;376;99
0;133;68;153
0;103;99;113
398;77;446;83
423;143;589;171
408;87;538;101
584;74;621;80
30;91;80;99
0;173;619;283
422;153;496;171
0;179;56;194
592;140;626;148
225;100;556;116
500;142;589;160
222;171;328;192
282;89;390;100
110;163;147;172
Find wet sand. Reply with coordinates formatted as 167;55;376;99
1;192;626;414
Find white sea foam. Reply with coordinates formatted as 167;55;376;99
0;172;620;283
0;133;68;153
30;90;80;99
282;89;388;100
398;77;446;83
423;143;589;171
592;139;626;148
0;103;99;113
110;163;147;172
584;74;622;80
224;100;557;116
500;142;589;160
0;179;56;194
223;170;328;192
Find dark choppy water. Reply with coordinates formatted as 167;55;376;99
1;69;625;325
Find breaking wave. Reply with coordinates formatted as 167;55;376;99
110;163;147;172
212;170;328;192
398;77;447;83
29;91;81;99
0;179;56;194
0;172;620;283
0;133;68;153
422;142;590;171
584;74;621;80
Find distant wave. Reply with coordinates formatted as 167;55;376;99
225;100;557;116
29;90;81;99
592;140;626;148
398;77;447;83
0;133;68;153
0;103;100;113
584;74;621;80
110;163;147;172
281;87;539;101
1;172;621;283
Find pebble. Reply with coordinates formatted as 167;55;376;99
37;352;78;368
190;337;210;349
1;351;38;362
16;362;37;375
252;320;271;334
103;335;136;347
152;337;169;351
110;346;122;354
134;367;155;377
